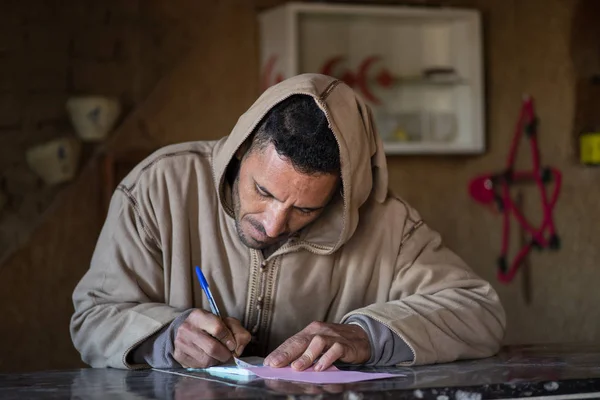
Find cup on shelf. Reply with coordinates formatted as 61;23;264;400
66;96;121;142
26;137;82;186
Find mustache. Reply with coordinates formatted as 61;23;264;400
247;217;267;236
246;216;288;240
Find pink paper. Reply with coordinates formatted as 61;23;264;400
245;365;401;384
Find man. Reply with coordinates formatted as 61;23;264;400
70;74;505;371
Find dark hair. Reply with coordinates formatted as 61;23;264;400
247;94;340;175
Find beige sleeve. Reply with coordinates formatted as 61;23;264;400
69;189;183;369
342;217;506;366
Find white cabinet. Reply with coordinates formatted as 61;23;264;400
258;2;485;155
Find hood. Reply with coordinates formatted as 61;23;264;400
212;73;389;255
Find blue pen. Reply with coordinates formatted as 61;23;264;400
195;266;221;317
194;266;247;367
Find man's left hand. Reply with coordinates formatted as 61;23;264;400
263;322;371;372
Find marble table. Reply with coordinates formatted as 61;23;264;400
2;344;600;399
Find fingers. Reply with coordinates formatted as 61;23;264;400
175;321;232;365
264;321;372;370
224;317;252;357
264;334;311;368
173;310;236;368
173;333;222;368
173;344;220;369
186;311;237;353
314;342;345;371
291;335;328;371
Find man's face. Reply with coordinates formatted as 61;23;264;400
232;143;339;250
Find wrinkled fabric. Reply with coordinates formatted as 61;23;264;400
130;309;193;368
346;315;413;366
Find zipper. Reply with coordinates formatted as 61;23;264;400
250;258;269;335
244;250;261;331
314;93;348;252
245;255;279;356
320;80;342;101
400;220;424;248
347;312;417;366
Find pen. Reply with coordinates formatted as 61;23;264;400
195;266;245;366
196;265;254;368
195;266;221;317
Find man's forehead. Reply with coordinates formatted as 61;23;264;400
244;145;337;200
245;143;293;173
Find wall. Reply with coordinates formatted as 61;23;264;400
0;0;598;372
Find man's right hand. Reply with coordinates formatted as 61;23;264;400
173;309;251;368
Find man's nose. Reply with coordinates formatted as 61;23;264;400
263;205;288;238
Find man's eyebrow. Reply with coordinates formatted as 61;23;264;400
255;181;326;212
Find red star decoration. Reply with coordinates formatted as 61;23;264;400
468;96;562;284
